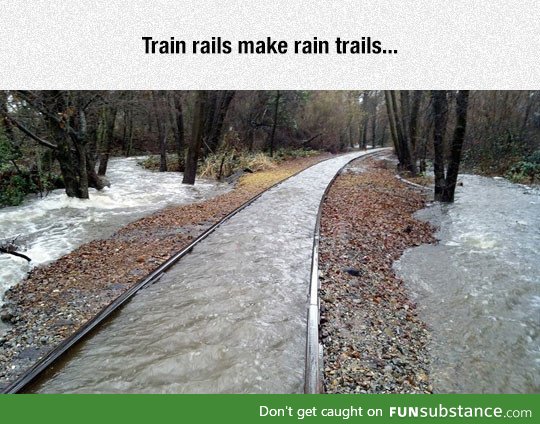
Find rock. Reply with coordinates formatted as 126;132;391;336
344;268;362;277
0;309;14;323
17;347;42;360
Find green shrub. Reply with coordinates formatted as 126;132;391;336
0;173;36;207
527;150;540;164
505;151;540;184
137;154;184;172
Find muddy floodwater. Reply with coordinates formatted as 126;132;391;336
0;157;229;303
31;149;384;393
395;175;539;393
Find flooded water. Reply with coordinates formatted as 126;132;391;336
395;175;540;393
32;149;383;393
0;157;229;302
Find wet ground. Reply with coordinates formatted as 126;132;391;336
31;149;383;393
319;156;434;393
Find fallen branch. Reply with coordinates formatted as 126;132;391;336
0;248;31;262
0;237;31;262
302;133;322;146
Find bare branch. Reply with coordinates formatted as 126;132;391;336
3;115;58;149
0;238;31;262
4;115;58;149
0;248;31;262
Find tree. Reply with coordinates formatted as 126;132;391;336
431;90;448;201
5;91;108;199
151;91;170;172
183;91;208;185
203;90;235;156
431;90;470;202
97;100;117;176
441;90;470;202
269;90;281;157
169;91;185;171
385;91;416;174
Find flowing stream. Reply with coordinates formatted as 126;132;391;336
0;157;229;303
395;175;539;393
31;149;383;393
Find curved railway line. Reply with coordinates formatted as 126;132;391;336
2;148;388;394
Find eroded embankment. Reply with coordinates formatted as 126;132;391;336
319;157;436;393
0;153;330;390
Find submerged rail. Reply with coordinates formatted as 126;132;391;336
2;153;340;394
304;149;389;393
3;149;387;394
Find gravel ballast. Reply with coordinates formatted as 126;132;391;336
319;156;436;393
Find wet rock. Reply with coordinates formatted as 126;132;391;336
1;309;15;323
17;347;43;360
344;268;362;277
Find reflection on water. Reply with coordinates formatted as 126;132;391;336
32;150;382;393
0;157;229;300
395;175;539;393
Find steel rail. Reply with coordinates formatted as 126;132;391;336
2;148;389;394
304;148;390;393
1;151;354;394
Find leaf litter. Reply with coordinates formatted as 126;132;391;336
319;156;436;393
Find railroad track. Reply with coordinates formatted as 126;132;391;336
304;148;390;393
2;148;389;394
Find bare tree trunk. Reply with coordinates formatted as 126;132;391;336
98;106;117;176
378;122;387;147
248;127;256;151
361;116;368;149
408;90;422;168
47;91;89;198
391;90;416;175
125;110;134;156
391;91;406;154
183;91;208;185
431;90;449;201
441;90;469;202
385;91;401;158
370;115;377;148
204;90;235;155
152;91;168;172
269;90;280;157
0;92;15;141
170;92;185;171
399;90;410;144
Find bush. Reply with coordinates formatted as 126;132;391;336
137;154;183;172
273;148;319;162
527;150;540;164
199;148;319;179
139;148;319;180
505;151;540;184
199;151;276;179
0;173;36;207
